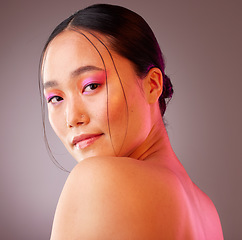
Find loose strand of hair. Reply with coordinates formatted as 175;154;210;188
69;27;120;156
39;45;70;173
85;30;129;156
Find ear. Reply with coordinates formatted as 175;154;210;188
143;68;163;104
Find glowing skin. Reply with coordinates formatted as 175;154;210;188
43;30;155;162
44;30;224;240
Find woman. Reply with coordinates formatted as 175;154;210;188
40;4;224;239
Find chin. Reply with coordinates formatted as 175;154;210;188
71;149;115;162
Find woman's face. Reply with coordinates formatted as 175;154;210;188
43;30;152;162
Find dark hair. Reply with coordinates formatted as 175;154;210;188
39;4;173;170
40;3;173;116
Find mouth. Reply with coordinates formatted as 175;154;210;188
72;133;104;150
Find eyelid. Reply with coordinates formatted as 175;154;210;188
82;82;101;93
81;74;105;94
46;93;63;104
47;95;57;103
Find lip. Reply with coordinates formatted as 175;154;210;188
72;133;103;150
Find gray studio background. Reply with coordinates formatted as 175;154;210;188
1;0;241;239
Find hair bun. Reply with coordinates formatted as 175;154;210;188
162;74;173;99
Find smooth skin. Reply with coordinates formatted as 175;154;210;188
43;30;224;239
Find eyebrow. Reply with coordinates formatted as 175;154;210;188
43;65;104;90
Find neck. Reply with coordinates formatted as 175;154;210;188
129;117;176;164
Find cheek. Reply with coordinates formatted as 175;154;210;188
106;87;135;155
130;94;150;123
83;92;108;122
111;86;151;154
108;91;128;128
48;108;66;140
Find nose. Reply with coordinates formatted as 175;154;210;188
65;97;89;128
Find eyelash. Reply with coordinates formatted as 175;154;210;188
47;83;101;104
47;96;63;104
83;83;101;93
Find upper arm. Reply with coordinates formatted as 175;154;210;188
50;158;117;239
50;157;189;240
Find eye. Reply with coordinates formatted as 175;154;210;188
83;83;101;93
47;96;63;104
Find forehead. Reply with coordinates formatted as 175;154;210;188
43;30;109;81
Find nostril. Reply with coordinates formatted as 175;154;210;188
66;121;73;128
66;114;89;128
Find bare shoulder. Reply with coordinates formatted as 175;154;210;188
192;184;224;239
50;156;202;239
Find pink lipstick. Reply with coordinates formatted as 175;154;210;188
72;133;103;150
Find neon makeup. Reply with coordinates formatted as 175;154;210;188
81;71;106;94
45;92;63;104
44;70;107;103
